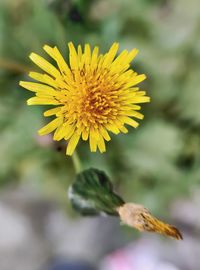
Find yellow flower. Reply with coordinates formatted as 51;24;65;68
19;42;150;155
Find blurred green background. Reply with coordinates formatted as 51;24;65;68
1;0;200;213
1;0;200;249
1;0;200;269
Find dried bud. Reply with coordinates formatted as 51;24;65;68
117;203;183;240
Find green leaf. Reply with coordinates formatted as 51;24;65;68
68;168;124;216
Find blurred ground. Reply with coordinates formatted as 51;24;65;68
1;184;200;270
0;0;200;269
0;184;125;270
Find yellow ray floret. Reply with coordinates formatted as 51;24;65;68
19;42;150;155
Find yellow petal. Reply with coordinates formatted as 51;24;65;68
89;128;99;152
44;107;61;117
103;42;119;67
113;119;128;134
38;118;62;136
84;44;91;66
99;126;111;141
28;72;58;88
123;111;144;119
133;96;150;104
120;105;141;111
112;50;128;66
29;53;60;78
55;124;76;141
19;81;56;94
64;125;76;140
68;42;79;70
53;124;68;141
125;74;146;88
77;45;82;60
91;46;99;68
125;48;138;63
66;132;81;155
105;123;120;134
97;134;106;153
89;136;97;152
120;116;139;128
27;97;59;105
43;45;72;77
82;129;89;141
136;91;146;96
119;125;128;133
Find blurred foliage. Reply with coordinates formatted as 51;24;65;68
0;0;200;216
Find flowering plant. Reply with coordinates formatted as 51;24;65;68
19;42;182;240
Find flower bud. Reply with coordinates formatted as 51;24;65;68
117;203;182;240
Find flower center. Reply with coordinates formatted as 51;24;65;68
80;88;116;127
65;69;120;128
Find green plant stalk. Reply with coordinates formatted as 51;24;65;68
71;150;82;173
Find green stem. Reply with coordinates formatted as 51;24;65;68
71;151;82;173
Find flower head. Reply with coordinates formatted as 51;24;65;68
20;42;150;155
